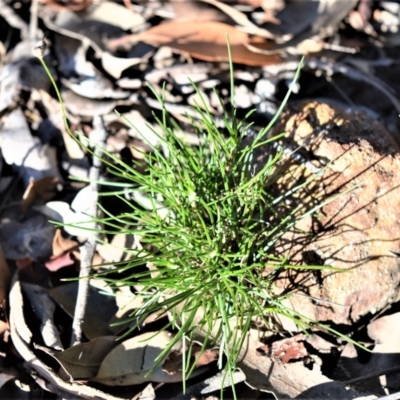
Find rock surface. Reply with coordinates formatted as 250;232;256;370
266;100;400;326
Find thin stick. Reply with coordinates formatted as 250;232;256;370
70;116;106;346
29;0;39;42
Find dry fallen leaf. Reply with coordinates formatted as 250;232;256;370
36;336;118;380
9;272;123;399
1;108;61;186
163;344;219;374
22;282;63;350
48;281;117;340
200;0;276;39
107;21;282;66
92;331;187;385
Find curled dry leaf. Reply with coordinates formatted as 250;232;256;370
35;336;118;380
92;331;187;386
107;21;282;66
1;108;60;186
41;2;150;79
22;176;61;213
9;272;123;399
44;186;99;239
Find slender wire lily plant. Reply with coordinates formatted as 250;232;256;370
36;40;367;399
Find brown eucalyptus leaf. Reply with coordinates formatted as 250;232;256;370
107;21;282;66
92;331;185;385
36;336;118;380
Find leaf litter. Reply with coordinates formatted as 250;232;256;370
1;0;400;399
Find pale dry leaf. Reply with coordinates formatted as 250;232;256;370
200;0;276;39
1;108;60;185
109;292;167;336
88;1;145;31
170;0;227;23
101;51;153;79
43;185;100;240
43;200;92;239
96;233;134;263
41;6;151;79
92;331;186;385
136;383;156;400
61;75;130;100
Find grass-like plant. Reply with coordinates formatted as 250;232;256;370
36;42;366;398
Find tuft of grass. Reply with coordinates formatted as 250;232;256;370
36;42;367;398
